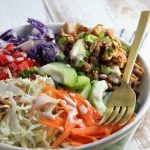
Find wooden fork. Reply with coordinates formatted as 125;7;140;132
99;11;150;126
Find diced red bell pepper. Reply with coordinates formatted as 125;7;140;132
12;72;18;78
0;71;8;80
5;43;14;52
14;57;25;65
13;51;26;58
8;62;18;71
25;58;37;67
0;53;9;66
17;61;29;73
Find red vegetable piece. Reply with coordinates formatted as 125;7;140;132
17;61;29;73
8;62;18;71
0;71;8;80
13;51;26;58
0;53;9;66
25;58;36;67
5;43;14;52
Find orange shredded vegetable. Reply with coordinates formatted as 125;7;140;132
36;80;136;148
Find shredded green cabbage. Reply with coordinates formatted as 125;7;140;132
0;77;56;148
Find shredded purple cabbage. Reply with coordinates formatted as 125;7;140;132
27;18;54;39
0;18;58;66
27;42;56;66
12;35;41;46
27;18;49;35
26;19;57;65
0;29;17;42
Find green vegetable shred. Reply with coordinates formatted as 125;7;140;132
101;65;113;74
107;48;114;57
85;34;97;43
104;36;110;43
99;32;105;40
56;52;65;61
78;32;86;38
58;36;67;45
122;45;129;52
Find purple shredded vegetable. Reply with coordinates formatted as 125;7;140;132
28;18;55;40
0;18;58;66
27;18;49;35
27;42;56;66
0;29;17;42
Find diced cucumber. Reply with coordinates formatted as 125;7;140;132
40;62;77;87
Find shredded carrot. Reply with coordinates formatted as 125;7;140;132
37;80;136;148
52;121;74;148
58;101;71;112
68;134;97;145
71;126;110;136
38;117;64;129
70;93;101;126
67;139;83;146
110;114;136;133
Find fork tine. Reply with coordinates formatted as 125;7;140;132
111;106;126;125
99;106;114;125
104;106;120;125
119;106;135;126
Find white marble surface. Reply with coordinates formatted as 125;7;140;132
0;0;50;31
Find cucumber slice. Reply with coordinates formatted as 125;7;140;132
80;83;91;99
74;76;91;99
40;62;77;87
74;76;90;89
89;80;108;113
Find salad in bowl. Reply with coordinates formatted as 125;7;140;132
0;19;147;149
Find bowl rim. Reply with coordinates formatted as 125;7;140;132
0;23;150;150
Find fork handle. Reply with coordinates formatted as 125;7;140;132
122;11;150;84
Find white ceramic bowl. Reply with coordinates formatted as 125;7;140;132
0;23;150;150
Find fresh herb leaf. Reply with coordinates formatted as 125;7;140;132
21;70;32;77
20;67;41;77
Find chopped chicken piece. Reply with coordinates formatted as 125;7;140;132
61;22;76;36
76;23;89;33
90;56;99;65
58;22;144;91
131;73;139;82
133;63;144;77
102;49;113;61
91;24;103;36
105;29;115;36
83;62;93;72
111;48;127;68
90;40;102;57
